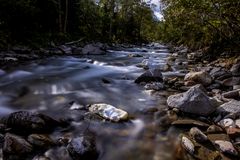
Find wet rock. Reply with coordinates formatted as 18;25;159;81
184;71;212;86
58;45;72;54
217;100;240;116
144;82;165;91
155;110;178;128
4;111;61;133
69;102;85;110
135;69;163;83
172;119;210;128
167;85;219;116
218;118;235;128
189;127;208;143
214;140;238;156
82;43;106;55
89;103;128;122
3;133;33;155
181;136;194;155
231;63;240;76
27;134;55;148
207;125;224;133
67;136;98;160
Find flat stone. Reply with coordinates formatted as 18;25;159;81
172;119;210;128
208;134;230;142
167;84;219;116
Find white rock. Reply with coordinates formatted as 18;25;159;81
218;118;235;128
181;136;194;155
89;104;128;122
70;102;85;110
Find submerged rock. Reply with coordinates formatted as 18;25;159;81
89;103;128;122
3;111;61;133
67;136;98;160
184;71;212;86
3;133;33;155
167;85;219;116
135;69;163;83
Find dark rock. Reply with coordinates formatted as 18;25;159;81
231;63;240;76
3;133;33;155
67;136;98;160
4;111;61;134
44;146;72;160
167;85;219;116
222;90;240;100
27;134;55;148
172;119;210;128
222;77;240;87
144;82;165;91
210;68;232;80
82;43;106;55
135;69;163;83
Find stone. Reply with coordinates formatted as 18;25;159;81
58;45;72;54
3;133;33;155
218;118;235;128
67;136;98;160
210;68;232;80
217;100;240;116
236;119;240;128
231;63;240;76
207;125;224;133
44;146;72;160
214;140;238;156
82;43;106;55
167;85;219;116
208;134;230;142
144;82;165;91
89;103;128;122
172;119;210;128
135;69;163;83
189;127;208;143
181;136;194;155
222;77;240;86
4;111;61;133
69;102;85;110
222;90;240;100
184;71;212;86
226;127;240;138
27;134;55;148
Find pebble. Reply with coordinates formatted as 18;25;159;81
214;140;238;156
189;127;208;143
181;136;195;155
207;125;224;133
218;118;235;128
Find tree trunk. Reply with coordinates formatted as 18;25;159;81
64;0;68;33
58;0;63;33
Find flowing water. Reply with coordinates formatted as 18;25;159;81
0;45;187;160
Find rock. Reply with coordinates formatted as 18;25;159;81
189;127;208;143
222;90;240;100
67;136;98;160
210;68;232;80
155;110;178;128
3;133;33;155
218;118;235;128
226;127;240;138
236;119;240;128
207;125;224;133
184;71;212;86
32;155;51;160
181;136;194;155
82;43;106;55
217;100;240;116
208;134;230;142
0;69;5;76
214;140;238;156
58;45;72;54
167;85;219;116
172;119;210;129
222;77;240;87
69;102;85;110
4;111;61;133
135;69;163;83
27;134;55;148
89;103;128;122
231;63;240;76
144;82;165;91
44;146;72;160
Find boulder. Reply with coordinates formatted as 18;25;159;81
135;69;163;83
89;103;128;122
231;63;240;76
167;85;219;116
82;43;106;55
67;136;98;160
184;71;212;86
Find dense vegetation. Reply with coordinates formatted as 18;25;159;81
0;0;158;48
158;0;240;55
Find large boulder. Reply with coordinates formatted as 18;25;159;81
81;43;106;55
135;69;163;83
167;85;219;116
184;71;212;86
